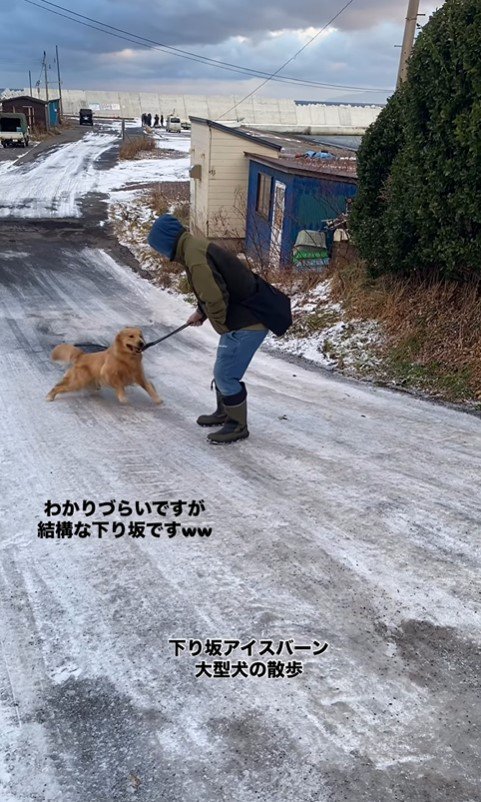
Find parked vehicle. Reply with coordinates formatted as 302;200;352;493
166;116;181;133
181;120;191;130
0;112;30;148
79;108;93;126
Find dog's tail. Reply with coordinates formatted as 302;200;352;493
51;344;84;364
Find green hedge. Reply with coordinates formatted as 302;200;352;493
350;0;481;280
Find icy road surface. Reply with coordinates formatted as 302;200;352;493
0;239;480;802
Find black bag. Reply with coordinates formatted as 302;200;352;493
241;273;292;336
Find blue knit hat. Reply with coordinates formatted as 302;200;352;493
148;214;185;260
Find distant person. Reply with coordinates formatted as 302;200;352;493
146;113;152;127
154;114;159;127
160;114;164;128
148;215;290;444
141;113;146;125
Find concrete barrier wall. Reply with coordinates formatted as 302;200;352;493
23;88;382;130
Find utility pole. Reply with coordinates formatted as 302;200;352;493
55;45;63;121
43;51;50;130
397;0;420;86
29;70;33;97
43;51;49;103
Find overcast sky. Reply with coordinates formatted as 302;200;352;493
1;0;441;103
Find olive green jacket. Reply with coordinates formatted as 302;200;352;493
174;232;266;335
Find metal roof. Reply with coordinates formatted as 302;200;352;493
188;118;363;158
1;95;60;106
245;151;357;183
189;117;283;151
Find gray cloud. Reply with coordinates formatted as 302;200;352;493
104;0;408;44
0;0;440;100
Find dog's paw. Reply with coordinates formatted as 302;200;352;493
153;397;163;405
46;393;55;402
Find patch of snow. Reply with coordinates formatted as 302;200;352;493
272;317;382;373
153;133;191;154
265;276;384;375
99;151;189;203
0;161;15;177
2;251;29;260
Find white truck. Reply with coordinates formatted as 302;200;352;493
166;115;182;133
0;112;30;148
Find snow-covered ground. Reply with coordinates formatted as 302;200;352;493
0;127;190;218
0;125;480;801
268;279;383;374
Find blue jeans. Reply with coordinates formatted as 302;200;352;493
214;329;268;397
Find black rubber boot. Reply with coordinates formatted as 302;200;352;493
197;384;228;427
207;384;249;444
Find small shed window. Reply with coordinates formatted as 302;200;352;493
256;172;272;219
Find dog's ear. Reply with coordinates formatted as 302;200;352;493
113;330;130;351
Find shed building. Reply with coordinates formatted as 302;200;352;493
189;118;283;241
244;153;358;268
0;95;60;130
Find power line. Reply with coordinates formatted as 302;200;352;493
34;0;338;85
218;0;358;119
25;0;386;92
22;0;391;94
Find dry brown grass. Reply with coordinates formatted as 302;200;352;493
152;259;185;290
31;126;62;141
264;264;324;295
149;185;190;227
245;245;334;297
329;253;481;402
119;136;156;160
150;186;170;216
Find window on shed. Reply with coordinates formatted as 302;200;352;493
256;172;272;219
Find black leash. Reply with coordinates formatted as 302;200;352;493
75;322;191;354
141;322;191;350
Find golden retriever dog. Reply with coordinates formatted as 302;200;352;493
46;327;162;405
